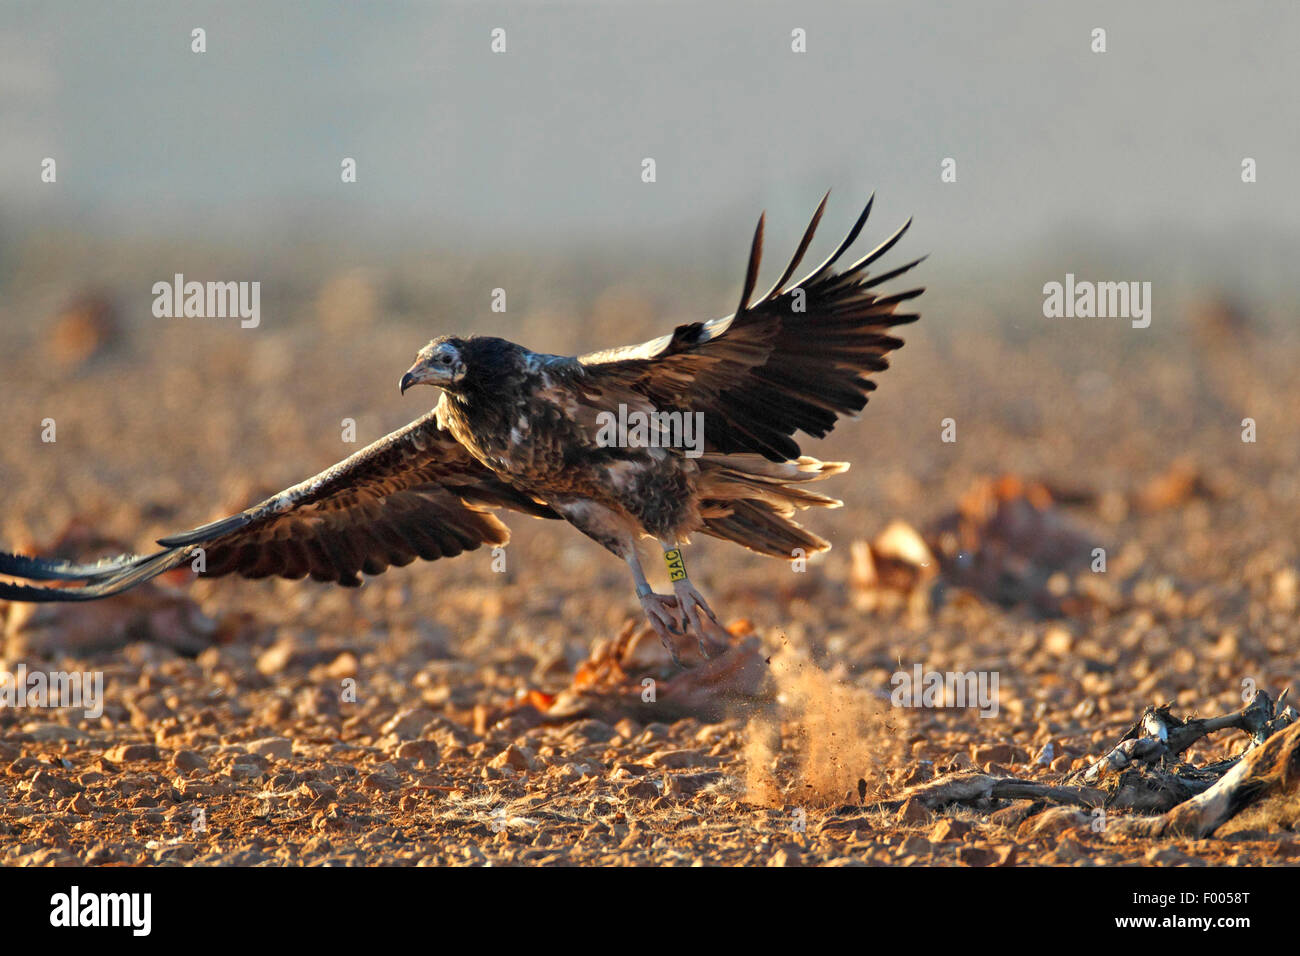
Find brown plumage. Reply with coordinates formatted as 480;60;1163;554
0;194;922;665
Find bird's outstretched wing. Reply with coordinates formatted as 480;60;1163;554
0;409;557;602
577;193;924;462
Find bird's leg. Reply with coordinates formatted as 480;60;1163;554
660;542;729;659
625;551;688;668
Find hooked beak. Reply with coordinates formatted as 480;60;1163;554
399;357;436;395
401;349;462;394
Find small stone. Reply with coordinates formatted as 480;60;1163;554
171;750;209;773
298;686;341;719
897;797;932;824
1043;627;1074;656
324;652;359;680
972;744;1015;765
565;719;616;745
361;764;402;792
623;779;661;801
380;707;436;741
29;771;82;798
256;639;297;675
105;743;160;763
1054;838;1090;862
394;739;440;769
490;744;538;772
957;845;998;867
227;753;270;780
68;793;93;815
897;835;932;857
1145;846;1194;865
246;737;293;761
989;801;1038;829
898;762;934;787
768;845;803;867
296;780;338;808
944;752;975;771
929;818;974;842
174;779;219;799
85;845;117;865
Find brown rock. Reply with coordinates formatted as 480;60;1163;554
623;779;662;800
564;719;616;745
394;740;440;769
296;780;338;809
944;752;975;772
1145;846;1195;865
324;652;359;680
298;686;341;720
896;835;932;857
360;766;403;792
929;818;975;842
174;779;219;799
105;743;160;763
226;753;270;780
957;845;998;867
989;801;1039;829
1055;838;1091;863
768;845;803;867
29;771;81;798
381;707;436;741
489;744;538;772
246;737;293;761
897;797;932;824
972;743;1016;765
171;750;209;773
68;793;93;815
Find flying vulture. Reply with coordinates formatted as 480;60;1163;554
0;194;923;666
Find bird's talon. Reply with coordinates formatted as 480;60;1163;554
639;591;691;667
669;579;730;655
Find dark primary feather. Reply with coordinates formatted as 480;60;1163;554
0;410;558;601
577;193;924;462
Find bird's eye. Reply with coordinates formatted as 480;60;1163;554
440;355;452;365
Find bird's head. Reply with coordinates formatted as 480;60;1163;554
400;336;467;394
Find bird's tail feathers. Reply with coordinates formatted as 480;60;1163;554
694;453;844;558
698;500;831;558
696;453;846;508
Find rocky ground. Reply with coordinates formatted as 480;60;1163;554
0;242;1297;866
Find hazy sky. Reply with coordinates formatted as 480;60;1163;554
2;1;1297;281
